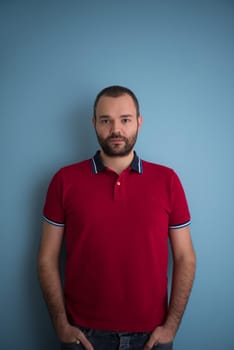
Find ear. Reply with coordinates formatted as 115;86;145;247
92;116;96;126
137;115;143;130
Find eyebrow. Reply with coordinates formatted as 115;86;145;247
98;114;134;119
120;114;134;118
98;115;111;119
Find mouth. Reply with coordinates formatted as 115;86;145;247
109;138;125;144
109;135;125;140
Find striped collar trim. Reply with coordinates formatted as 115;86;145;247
91;151;143;174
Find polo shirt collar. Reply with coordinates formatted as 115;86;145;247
91;151;143;174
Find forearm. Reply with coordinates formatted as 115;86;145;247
38;258;93;349
38;259;68;333
165;256;196;336
144;227;196;349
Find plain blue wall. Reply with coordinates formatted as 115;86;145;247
1;0;233;349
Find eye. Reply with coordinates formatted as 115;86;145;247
122;118;131;124
100;119;110;124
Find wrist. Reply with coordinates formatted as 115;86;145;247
162;320;178;339
53;313;70;335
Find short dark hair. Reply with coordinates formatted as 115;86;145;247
93;85;140;117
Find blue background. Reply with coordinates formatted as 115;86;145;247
1;1;233;349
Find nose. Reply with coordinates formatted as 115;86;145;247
110;120;121;134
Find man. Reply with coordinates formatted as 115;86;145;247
38;85;196;350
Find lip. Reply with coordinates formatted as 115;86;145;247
109;138;125;143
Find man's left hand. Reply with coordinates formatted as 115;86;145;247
144;325;174;350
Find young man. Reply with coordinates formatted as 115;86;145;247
38;86;196;350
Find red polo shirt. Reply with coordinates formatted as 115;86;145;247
43;152;190;332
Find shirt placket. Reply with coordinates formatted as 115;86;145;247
113;170;128;201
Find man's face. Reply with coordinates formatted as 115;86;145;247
93;94;142;157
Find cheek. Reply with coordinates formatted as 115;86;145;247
95;127;110;139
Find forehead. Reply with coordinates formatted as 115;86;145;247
95;94;137;116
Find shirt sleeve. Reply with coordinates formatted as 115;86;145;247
169;171;191;229
43;169;65;227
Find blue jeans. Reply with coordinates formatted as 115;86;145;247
60;325;173;350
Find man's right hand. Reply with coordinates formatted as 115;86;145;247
58;323;94;350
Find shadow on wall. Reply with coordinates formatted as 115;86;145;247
62;102;98;163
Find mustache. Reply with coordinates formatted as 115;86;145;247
108;133;127;141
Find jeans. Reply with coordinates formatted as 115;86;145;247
60;326;173;350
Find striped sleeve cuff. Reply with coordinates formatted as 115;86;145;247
169;220;191;229
43;216;65;227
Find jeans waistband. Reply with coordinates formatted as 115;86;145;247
77;325;151;337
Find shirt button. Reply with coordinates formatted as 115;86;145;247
116;181;121;186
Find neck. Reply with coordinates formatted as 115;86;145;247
100;150;134;175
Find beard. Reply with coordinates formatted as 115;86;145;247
96;131;138;157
